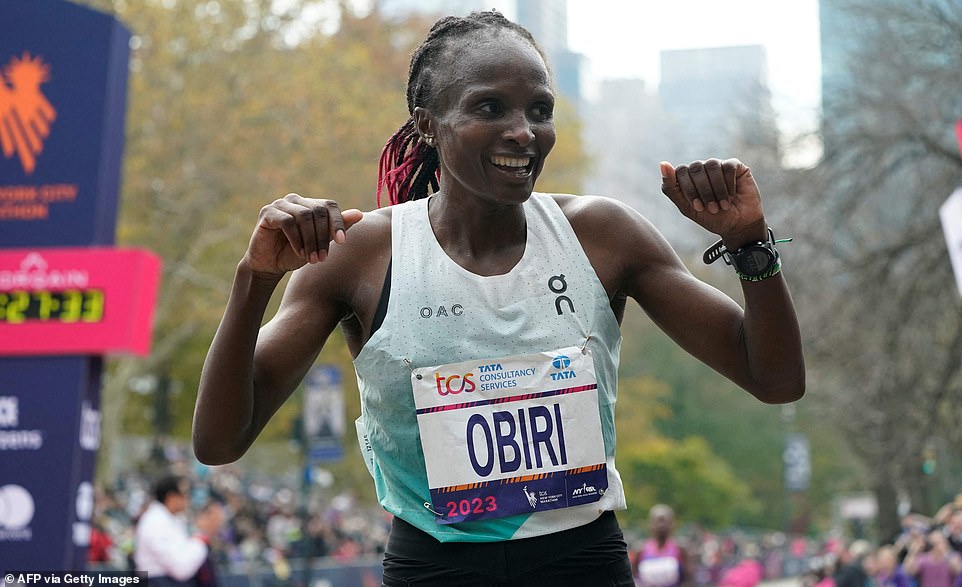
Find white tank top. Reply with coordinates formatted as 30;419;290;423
352;193;626;542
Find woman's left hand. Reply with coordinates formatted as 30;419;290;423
660;158;768;246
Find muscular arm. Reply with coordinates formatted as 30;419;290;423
632;225;804;403
562;188;805;404
192;196;372;465
192;262;345;465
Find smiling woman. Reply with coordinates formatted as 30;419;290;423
193;9;804;587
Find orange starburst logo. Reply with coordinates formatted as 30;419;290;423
0;52;57;175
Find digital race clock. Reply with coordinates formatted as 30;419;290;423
0;248;160;356
0;288;105;323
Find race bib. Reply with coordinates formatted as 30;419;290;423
411;346;607;525
638;556;681;587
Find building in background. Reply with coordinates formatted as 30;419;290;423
374;0;587;109
658;45;778;167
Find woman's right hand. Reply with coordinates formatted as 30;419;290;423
243;193;364;277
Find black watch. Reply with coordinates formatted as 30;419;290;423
703;228;784;280
729;239;779;277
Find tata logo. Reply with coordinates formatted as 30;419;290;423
550;354;576;381
434;371;476;396
0;52;57;175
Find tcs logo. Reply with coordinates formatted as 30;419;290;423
434;371;476;396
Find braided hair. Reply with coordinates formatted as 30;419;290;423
376;11;543;207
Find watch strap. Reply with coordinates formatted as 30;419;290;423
703;239;728;265
736;257;782;282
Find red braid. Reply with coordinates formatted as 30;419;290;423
376;118;440;207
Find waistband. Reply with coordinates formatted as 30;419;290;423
386;510;623;576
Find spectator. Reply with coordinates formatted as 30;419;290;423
718;544;763;587
833;540;871;587
635;504;692;587
875;545;911;587
134;475;224;586
944;510;962;555
904;531;961;587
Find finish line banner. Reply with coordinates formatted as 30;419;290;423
412;347;608;524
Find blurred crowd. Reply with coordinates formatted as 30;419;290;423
799;496;962;587
85;460;391;575
85;453;962;587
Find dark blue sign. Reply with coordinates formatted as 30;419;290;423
303;365;344;463
0;0;131;571
0;356;102;569
0;0;130;247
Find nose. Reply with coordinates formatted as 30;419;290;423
502;112;535;146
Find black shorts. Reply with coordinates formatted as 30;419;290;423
381;510;634;587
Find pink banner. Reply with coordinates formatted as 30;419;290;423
956;119;962;160
0;247;161;356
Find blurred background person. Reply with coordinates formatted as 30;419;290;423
635;504;692;587
133;475;225;587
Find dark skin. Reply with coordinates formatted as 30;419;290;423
193;30;805;465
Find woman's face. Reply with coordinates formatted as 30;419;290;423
417;31;556;207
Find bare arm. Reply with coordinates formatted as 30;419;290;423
567;159;804;403
653;159;805;402
192;194;363;465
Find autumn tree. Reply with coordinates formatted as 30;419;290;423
785;0;962;540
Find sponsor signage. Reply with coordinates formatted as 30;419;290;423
0;0;135;571
303;365;345;463
0;356;103;568
941;187;962;297
0;0;130;247
0;248;161;356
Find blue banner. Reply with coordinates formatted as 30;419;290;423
0;0;131;571
0;356;102;569
0;0;130;247
303;365;344;463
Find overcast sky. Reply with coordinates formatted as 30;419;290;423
564;0;822;134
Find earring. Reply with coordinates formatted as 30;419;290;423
423;135;435;146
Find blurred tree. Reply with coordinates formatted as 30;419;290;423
785;0;962;540
614;371;760;530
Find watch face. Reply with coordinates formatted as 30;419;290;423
733;246;776;276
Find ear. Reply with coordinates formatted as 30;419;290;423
413;106;435;142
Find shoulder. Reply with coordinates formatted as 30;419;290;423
548;193;664;248
546;193;681;277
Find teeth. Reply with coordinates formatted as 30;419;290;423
491;156;530;168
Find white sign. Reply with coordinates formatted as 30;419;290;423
941;187;962;297
411;347;607;523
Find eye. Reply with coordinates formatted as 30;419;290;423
478;101;502;115
531;102;553;120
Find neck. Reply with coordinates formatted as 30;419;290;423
428;193;527;275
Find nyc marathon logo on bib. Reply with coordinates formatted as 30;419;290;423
412;346;607;525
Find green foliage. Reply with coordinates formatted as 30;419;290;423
614;281;861;533
614;373;759;530
618;436;759;529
